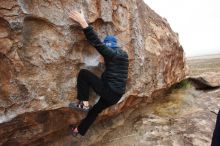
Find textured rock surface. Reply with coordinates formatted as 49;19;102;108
189;72;220;89
0;108;84;146
0;0;187;145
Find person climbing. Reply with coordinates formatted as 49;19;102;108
211;109;220;146
68;10;129;136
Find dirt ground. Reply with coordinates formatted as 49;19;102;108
186;54;220;76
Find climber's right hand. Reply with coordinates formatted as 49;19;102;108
69;10;89;28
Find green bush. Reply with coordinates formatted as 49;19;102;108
173;79;192;89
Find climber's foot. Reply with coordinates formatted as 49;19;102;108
69;125;79;137
69;101;90;112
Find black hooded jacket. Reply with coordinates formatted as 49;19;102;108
83;25;129;95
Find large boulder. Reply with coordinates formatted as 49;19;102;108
0;0;187;145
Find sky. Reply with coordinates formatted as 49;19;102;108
144;0;220;57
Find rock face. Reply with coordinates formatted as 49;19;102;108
0;108;84;146
189;72;220;89
0;0;187;145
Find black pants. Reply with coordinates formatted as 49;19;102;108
76;69;122;136
211;110;220;146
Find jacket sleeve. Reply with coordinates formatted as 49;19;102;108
83;25;116;59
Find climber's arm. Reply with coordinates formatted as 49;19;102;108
69;10;115;59
82;26;115;59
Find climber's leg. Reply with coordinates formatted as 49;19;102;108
70;69;108;111
76;69;102;101
77;85;122;136
77;97;114;135
71;69;123;135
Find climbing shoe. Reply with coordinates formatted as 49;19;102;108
69;101;90;112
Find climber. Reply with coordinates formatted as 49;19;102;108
68;10;129;136
211;109;220;146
